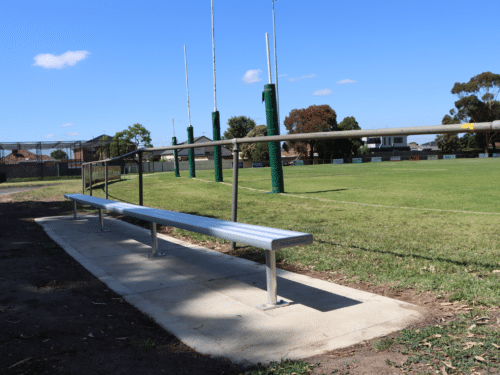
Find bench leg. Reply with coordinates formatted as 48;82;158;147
98;209;110;232
257;250;289;310
73;201;77;220
146;222;166;258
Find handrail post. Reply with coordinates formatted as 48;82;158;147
82;164;85;194
105;162;108;200
231;140;240;250
89;164;92;196
138;152;143;206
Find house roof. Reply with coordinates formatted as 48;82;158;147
0;135;114;152
0;149;55;164
422;141;437;147
84;134;114;144
0;141;85;151
409;143;422;150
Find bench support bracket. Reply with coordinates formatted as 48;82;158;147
146;222;166;258
257;250;289;310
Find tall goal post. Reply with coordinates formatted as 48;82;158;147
263;83;284;193
211;0;223;182
264;33;284;194
212;111;223;182
187;125;195;178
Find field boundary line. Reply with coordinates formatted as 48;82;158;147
193;178;500;216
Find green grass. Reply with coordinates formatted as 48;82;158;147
389;311;500;374
241;359;321;375
8;158;500;373
14;158;500;306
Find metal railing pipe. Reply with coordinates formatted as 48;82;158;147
80;121;500;166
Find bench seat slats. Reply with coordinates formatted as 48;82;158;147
64;194;313;251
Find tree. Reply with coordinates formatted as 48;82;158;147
333;116;362;158
109;131;132;158
444;72;500;152
458;133;477;151
223;116;256;140
435;112;460;153
109;124;153;159
240;125;269;161
358;145;370;155
123;123;153;149
50;149;68;160
284;104;337;161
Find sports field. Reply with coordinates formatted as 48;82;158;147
15;158;500;306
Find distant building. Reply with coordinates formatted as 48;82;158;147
408;143;423;151
160;136;232;161
362;136;410;151
420;141;440;152
0;149;54;164
73;134;136;162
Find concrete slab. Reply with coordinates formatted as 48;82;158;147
36;214;423;367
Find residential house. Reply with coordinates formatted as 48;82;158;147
0;149;54;164
73;134;136;162
408;143;423;152
160;136;232;161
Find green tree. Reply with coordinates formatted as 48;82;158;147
358;145;370;155
458;133;477;151
284;104;337;161
445;72;500;152
240;125;269;161
332;116;362;158
109;124;153;159
435;113;460;153
223;116;256;140
109;131;132;158
123;123;153;149
50;149;68;160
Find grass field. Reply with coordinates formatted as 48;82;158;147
13;158;500;306
7;157;500;374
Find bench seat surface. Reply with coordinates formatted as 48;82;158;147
65;194;313;251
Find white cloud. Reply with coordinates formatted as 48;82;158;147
278;73;287;78
288;73;316;82
65;132;81;137
312;89;333;97
43;134;55;138
60;122;74;128
336;79;356;84
33;50;89;69
242;69;262;84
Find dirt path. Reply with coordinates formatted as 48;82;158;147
0;196;241;375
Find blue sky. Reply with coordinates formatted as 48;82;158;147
1;0;499;153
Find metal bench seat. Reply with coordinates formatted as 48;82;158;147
64;193;313;310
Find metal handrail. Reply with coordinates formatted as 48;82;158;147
81;121;500;166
